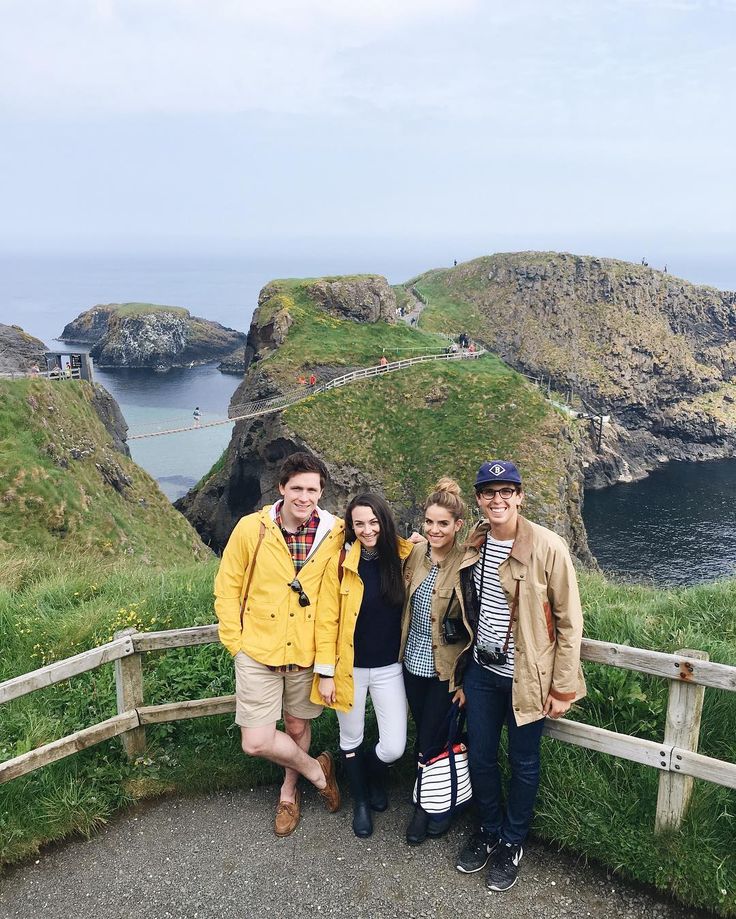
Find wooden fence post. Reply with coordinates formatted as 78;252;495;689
655;648;709;833
114;627;146;759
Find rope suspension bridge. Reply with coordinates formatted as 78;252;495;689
126;350;485;440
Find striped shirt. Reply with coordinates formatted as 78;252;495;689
274;502;320;571
473;535;515;678
404;563;439;678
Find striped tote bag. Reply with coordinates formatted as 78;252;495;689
412;702;472;816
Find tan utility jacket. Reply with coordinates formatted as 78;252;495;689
214;504;344;667
399;541;472;690
457;515;586;726
310;537;415;712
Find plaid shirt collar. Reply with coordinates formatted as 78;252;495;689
274;501;320;571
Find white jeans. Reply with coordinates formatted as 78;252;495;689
336;662;407;763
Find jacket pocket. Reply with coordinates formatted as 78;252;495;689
535;645;555;705
543;601;555;643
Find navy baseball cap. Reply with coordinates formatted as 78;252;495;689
475;460;522;489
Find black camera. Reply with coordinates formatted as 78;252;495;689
476;643;508;667
442;616;464;644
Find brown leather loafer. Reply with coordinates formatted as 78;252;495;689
316;751;341;813
274;788;301;837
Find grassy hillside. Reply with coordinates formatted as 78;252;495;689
195;277;587;551
0;378;209;588
410;253;729;416
285;353;579;532
250;278;450;384
0;562;733;916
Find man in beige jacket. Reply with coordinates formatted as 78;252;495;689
454;460;586;892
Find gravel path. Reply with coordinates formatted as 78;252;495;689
0;783;708;919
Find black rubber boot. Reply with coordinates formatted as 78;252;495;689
406;805;430;846
427;812;452;837
341;748;373;838
364;744;389;812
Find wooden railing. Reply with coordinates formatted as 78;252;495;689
226;350;485;422
1;629;734;833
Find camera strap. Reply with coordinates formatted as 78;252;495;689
441;592;457;626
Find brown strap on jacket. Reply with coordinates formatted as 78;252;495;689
239;522;266;628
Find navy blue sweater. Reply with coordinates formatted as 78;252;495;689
353;556;403;668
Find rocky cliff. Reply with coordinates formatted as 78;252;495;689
177;275;593;563
413;253;736;487
60;304;246;371
0;324;47;373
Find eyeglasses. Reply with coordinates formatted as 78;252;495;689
477;486;518;500
288;579;311;607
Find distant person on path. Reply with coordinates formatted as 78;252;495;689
214;452;345;837
309;373;317;386
193;406;201;427
312;493;413;838
454;460;586;892
379;355;389;370
401;477;471;845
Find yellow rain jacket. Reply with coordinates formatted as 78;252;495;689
214;504;344;667
310;537;415;712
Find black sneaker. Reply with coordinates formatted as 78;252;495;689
485;841;523;891
455;832;499;873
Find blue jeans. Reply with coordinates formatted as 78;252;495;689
464;658;545;845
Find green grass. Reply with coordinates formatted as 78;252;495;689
0;563;734;915
285;354;578;530
251;279;451;384
112;303;189;318
410;253;712;403
0;379;209;579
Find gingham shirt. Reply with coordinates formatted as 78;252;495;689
404;563;439;678
274;502;319;571
271;502;320;672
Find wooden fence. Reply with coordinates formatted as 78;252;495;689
1;628;734;833
226;349;485;422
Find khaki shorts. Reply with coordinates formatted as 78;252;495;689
234;651;323;728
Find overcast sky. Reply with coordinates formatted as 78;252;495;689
1;0;734;270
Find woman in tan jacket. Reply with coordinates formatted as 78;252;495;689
400;477;472;845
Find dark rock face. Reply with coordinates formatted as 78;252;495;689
60;304;247;370
89;385;130;457
0;324;47;373
307;276;397;323
60;306;114;343
440;254;736;488
176;414;385;553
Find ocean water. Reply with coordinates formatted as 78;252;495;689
583;458;736;587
